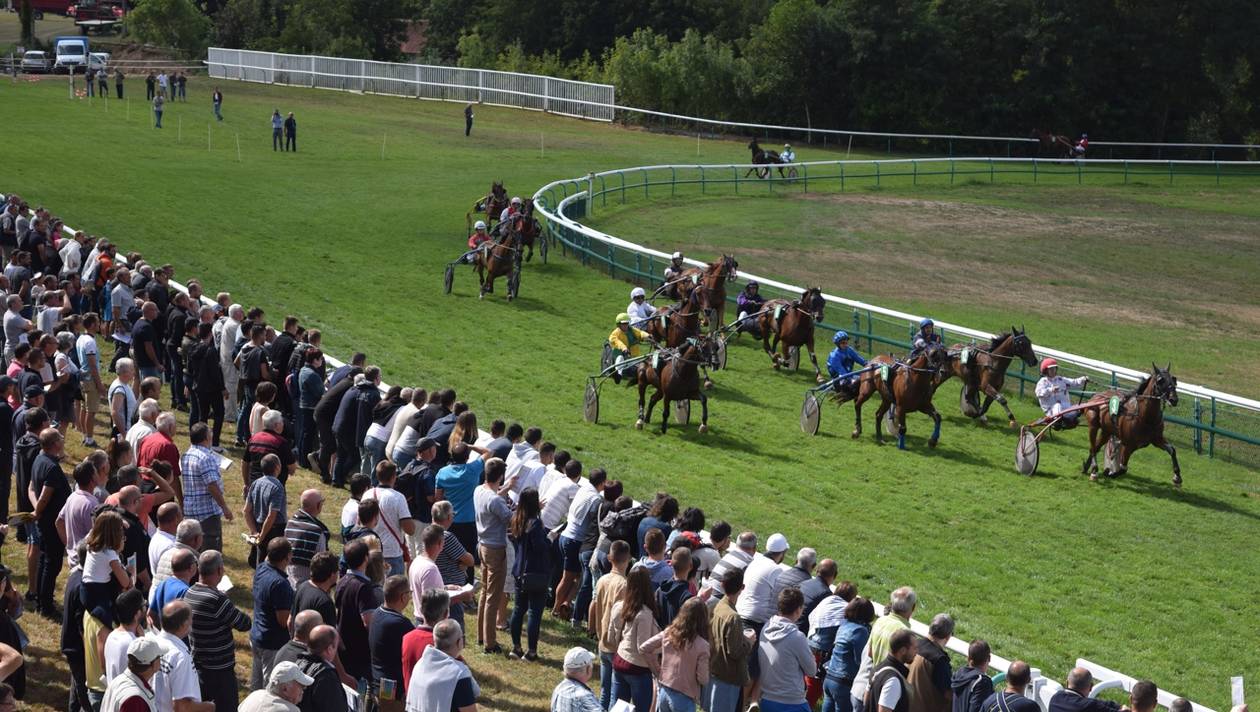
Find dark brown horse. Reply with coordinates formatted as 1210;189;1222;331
849;342;949;449
1030;129;1073;158
643;287;706;348
746;138;784;179
497;198;542;261
933;327;1038;426
756;287;826;382
1082;364;1181;486
475;226;521;300
467;181;508;233
635;337;719;434
659;255;739;330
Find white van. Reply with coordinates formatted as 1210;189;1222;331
53;36;90;73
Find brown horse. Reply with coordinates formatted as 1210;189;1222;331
467;181;508;233
849;342;949;448
635;337;719;434
475;226;521;300
496;198;542;261
933;327;1038;426
746;138;784;179
654;255;738;328
643;287;706;348
1082;364;1181;486
1030;129;1073;158
756;287;826;382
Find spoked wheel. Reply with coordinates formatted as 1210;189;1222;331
673;400;691;425
443;265;455;294
1015;426;1040;476
583;378;600;423
539;232;548;263
787;346;801;371
600;343;616;374
1104;436;1121;476
507;268;521;300
800;392;822;435
715;338;728;371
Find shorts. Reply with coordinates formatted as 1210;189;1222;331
21;521;42;546
82;378;101;413
559;535;582;573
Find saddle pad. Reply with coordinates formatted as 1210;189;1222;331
774;304;786;322
1109;395;1121;416
960;347;971;365
880;364;891;382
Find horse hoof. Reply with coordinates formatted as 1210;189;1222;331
977;416;988;426
699;424;708;434
851;430;860;440
928;439;938;449
773;363;781;370
815;375;826;384
1090;472;1099;482
703;380;714;390
634;420;644;430
897;443;907;451
1007;419;1018;429
478;293;484;300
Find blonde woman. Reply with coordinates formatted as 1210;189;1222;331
640;597;711;712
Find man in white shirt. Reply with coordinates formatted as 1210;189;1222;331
154;600;213;712
126;398;160;453
148;502;181;575
76;313;106;447
104;589;148;681
536;448;567;509
216;304;243;417
363;461;415;577
737;530;789;700
870;629;918;712
540;459;583;531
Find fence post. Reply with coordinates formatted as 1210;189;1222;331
1033;159;1037;184
620;172;626;204
671;167;676;197
648;255;655;286
1124;161;1129;184
913;160;917;186
643;168;649;198
700;166;706;194
1209;397;1216;457
1077;161;1082;185
840;164;845;191
477;70;483;103
802;163;808;192
1216;160;1221;186
543;77;550;113
950;160;955;185
1018;362;1026;397
866;310;873;352
1193;398;1203;454
587;173;595;217
415;64;420;98
608;247;616;278
599;175;607;207
1168;161;1174;185
269;52;275;84
875;162;881;187
309;56;314;88
990;158;995;183
734;166;739;194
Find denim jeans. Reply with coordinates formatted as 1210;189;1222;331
509;588;546;653
600;651;614;710
572;548;596;626
332;437;357;487
612;668;653;712
705;678;742;712
363;436;388;479
295;408;316;467
760;699;812;712
822;676;854;712
384;556;404;577
236;382;257;442
139;365;161;381
657;685;696;712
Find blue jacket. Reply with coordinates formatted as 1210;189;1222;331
510;517;552;578
827;346;866;378
332;381;379;443
298;366;325;410
825;620;871;682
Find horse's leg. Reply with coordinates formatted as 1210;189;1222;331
660;397;671;434
806;342;823;383
851;385;868;439
1082;420;1101;479
896;405;908;450
644;389;663;430
926;406;942;448
769;334;783;368
702;367;714;390
1154;433;1181;486
873;397;890;443
698;392;709;434
635;373;648;429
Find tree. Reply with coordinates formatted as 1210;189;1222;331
18;0;34;48
213;0;278;50
279;0;368;57
128;0;213;56
351;0;422;61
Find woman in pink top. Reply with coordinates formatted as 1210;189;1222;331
640;597;711;712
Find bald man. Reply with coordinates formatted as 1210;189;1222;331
297;625;346;712
275;609;323;668
1049;668;1124;712
149;501;183;574
284;488;330;588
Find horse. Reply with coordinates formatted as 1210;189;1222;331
1082;364;1181;486
746;138;784;179
1030;129;1073;159
467;181;508;233
475;225;521;300
848;342;949;449
655;254;738;328
635;337;720;434
496;197;542;262
756;287;826;382
643;287;706;348
933;327;1038;426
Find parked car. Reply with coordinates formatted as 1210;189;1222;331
21;51;52;74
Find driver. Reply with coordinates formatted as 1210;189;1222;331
909;318;942;360
608;313;652;384
827;331;867;397
1073;133;1088;157
458;220;492;264
663;251;686;282
500;196;523;223
1035;358;1088;428
626;287;656;327
736;281;766;334
781;143;796;163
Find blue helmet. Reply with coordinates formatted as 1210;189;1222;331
833;331;849;345
919;318;934;329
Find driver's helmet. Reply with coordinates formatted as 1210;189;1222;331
919;318;934;329
474;220;486;231
833;331;850;345
1040;357;1058;374
616;313;630;325
511;196;522;206
630;287;646;300
784;143;792;150
671;251;683;261
745;280;759;292
1081;133;1088;139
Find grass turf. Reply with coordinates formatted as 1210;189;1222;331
1;78;1258;710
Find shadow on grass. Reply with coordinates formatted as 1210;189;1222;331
1108;472;1260;522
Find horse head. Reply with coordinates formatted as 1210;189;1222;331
799;287;825;321
522;197;535;217
491;181;505;198
924;342;950;374
747;138;760;152
1151;362;1179;407
686;336;721;370
721;254;739;281
1009;325;1038;367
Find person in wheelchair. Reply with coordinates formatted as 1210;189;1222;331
458;220;492;264
826;331;866;399
608;313;654;385
1035;358;1088;429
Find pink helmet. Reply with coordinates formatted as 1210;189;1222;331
1040;357;1057;373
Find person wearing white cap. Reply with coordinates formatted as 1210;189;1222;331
100;637;164;712
499;196;523;224
664;251;686;283
625;287;657;328
238;661;315;712
550;647;601;712
736;532;789;703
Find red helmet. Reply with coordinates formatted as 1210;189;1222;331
1040;357;1058;373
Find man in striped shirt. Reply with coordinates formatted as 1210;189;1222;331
284;489;330;588
185;550;251;712
180;423;231;554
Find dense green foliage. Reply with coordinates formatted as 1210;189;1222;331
128;0;212;55
206;0;420;60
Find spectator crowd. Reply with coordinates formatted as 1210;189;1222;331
0;192;1218;712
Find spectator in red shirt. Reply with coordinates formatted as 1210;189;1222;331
136;412;183;503
244;409;296;494
401;587;456;694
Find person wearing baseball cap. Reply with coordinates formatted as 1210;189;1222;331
736;533;790;693
238;660;314;712
551;647;600;712
99;637;163;712
607;314;652;385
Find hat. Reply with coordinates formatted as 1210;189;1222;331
630;287;646;299
23;385;43;399
766;533;789;553
270;661;315;687
563;646;595;671
616;313;630;325
417;437;438;452
127;637;165;664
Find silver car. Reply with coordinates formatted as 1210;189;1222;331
21;51;51;74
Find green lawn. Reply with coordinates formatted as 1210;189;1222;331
2;78;1258;711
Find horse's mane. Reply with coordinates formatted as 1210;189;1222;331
989;332;1010;350
1129;375;1152;396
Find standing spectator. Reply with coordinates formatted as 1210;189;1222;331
272;110;284;151
405;619;479;712
285;489;330;588
267;316;300;417
157;70;169;96
275;609;320;668
145;72;155;100
758;588;817;712
115;68;124;98
340;473;371;539
217;304;243;420
431;502;476;629
62;542;92;712
187;324;226;450
474;457;511;654
151;518;201;604
31;427;71;617
776;548;816;596
153;93;165;128
164;293;191;411
125;398;159;453
108;359;138;440
636;494;679;556
138;412;183;499
313;363;361;483
853;587;916;707
131;302;163;379
401;588;450;694
907;614;955;712
335;539;378;686
295;348;325;469
385;388;425;470
434;442;489;569
234;325;271;443
866;629;919;712
177;72;187;100
1049;667;1125;712
79;511;135;633
186;551;251;712
978;661;1038;712
155;600;211;712
332;370;380;487
55;457;104;565
822;597;876;712
1127;682;1159;712
408;525;448;617
0;378;11;522
285;112;298;152
245;409;297;488
396;436;438;552
240;662;315;712
950;640;994;712
707;569;755;712
295;625;345;712
76;313;105;447
551;647;602;712
606;566;661;712
640;597;711;712
251;538;296;690
98;66;108;96
244;453;287;568
100;637;163;712
506;487;549;660
590;539;630;708
149;548;196;626
3;296;31;364
364;461;414;576
212;87;223;121
181;423;231;553
14;407;47;595
464;103;474;136
655;547;693;626
541;458;583;536
364;386;406;475
86;66;97;97
737;533;788;634
105;589;147;683
292;551;339;626
369;576;414;711
557;467;605;623
800;559;839;635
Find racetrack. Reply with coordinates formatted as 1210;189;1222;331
3;78;1258;710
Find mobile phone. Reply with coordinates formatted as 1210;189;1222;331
126;553;137;571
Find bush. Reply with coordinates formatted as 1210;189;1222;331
127;0;211;56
